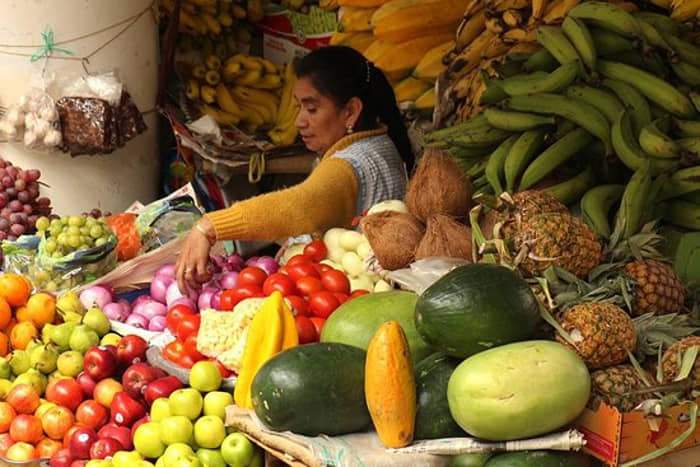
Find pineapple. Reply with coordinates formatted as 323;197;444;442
589;364;648;412
556;302;636;369
481;190;568;240
623;260;685;316
661;336;700;386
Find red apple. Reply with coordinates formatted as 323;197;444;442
93;378;123;408
116;335;148;366
89;437;123;459
76;400;110;430
130;415;149;440
45;378;84;412
83;347;118;381
110;392;146;427
143;375;184;406
50;448;74;467
76;373;97;398
122;363;161;401
70;462;88;467
97;423;133;451
69;427;97;459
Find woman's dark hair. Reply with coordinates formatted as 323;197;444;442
295;46;415;171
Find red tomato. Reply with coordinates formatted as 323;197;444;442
220;285;262;311
238;267;268;287
287;263;320;281
295;277;323;297
308;291;340;319
177;353;197;369
166;304;195;334
333;292;349;304
314;263;333;274
75;400;109;430
162;341;184;363
278;266;289;275
321;270;351;294
349;289;370;300
176;314;201;340
286;254;312;266
285;295;309;317
303;240;327;262
183;335;204;361
262;273;297;296
295;316;317;344
309;317;326;336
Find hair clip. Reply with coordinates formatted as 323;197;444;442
365;60;372;84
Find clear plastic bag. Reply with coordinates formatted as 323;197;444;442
0;88;62;149
2;235;41;277
135;195;202;252
386;257;471;294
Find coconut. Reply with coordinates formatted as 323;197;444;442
405;148;473;223
361;211;424;270
415;215;473;261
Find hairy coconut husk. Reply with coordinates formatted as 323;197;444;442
405;148;473;223
415;215;473;261
361;211;424;270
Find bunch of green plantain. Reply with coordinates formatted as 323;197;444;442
425;2;700;234
187;53;288;135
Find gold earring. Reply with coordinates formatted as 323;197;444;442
346;125;354;134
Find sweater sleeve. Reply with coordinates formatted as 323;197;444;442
204;157;359;241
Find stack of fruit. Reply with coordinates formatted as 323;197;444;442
647;0;700;22
423;1;700;228
187;52;299;145
159;0;261;35
0;157;52;241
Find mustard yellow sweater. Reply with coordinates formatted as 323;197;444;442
205;128;387;241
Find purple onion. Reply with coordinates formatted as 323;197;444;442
148;315;167;332
245;256;259;267
103;302;130;322
125;313;149;329
253;256;279;275
166;281;198;307
117;299;132;315
219;271;239;290
155;264;176;279
211;291;222;310
197;287;219;310
133;300;168;320
169;297;197;311
79;286;113;310
132;295;155;309
150;275;174;304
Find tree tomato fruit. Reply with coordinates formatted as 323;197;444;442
176;314;201;340
9;414;42;444
295;316;317;344
295;277;323;297
75;400;109;430
349;289;370;300
287;263;320;281
308;291;340;319
309;317;326;336
262;273;296;296
237;267;268;287
286;254;311;266
162;340;184;363
303;240;327;261
321;270;350;294
45;379;83;413
166;304;195;334
183;334;203;361
285;295;309;317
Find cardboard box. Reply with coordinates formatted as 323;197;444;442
576;397;700;466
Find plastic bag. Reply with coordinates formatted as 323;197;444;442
135;195;202;252
387;257;471;294
2;235;41;277
106;213;141;261
0;89;62;149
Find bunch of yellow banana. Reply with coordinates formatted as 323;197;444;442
158;0;261;36
268;63;301;146
644;0;700;22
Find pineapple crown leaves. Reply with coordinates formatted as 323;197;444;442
604;221;666;264
632;313;700;359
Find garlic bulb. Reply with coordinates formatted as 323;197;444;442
24;129;38;147
24;113;37;130
39;105;58;122
43;129;62;147
17;95;31;112
33;118;50;138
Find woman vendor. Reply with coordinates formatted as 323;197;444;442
176;45;414;293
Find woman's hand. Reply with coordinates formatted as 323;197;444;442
176;217;216;294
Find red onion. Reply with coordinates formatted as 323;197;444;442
133;300;167;321
103;302;130;322
125;313;149;329
148;315;167;332
228;254;245;271
211;291;222;310
132;295;154;309
169;297;197;311
150;275;173;304
166;281;198;307
219;272;239;290
79;286;113;310
155;264;176;279
245;256;259;267
117;299;131;315
197;287;219;310
253;256;279;275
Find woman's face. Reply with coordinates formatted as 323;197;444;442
294;77;359;154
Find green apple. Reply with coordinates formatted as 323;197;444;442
171;456;202;467
150;397;172;422
203;391;233;420
133;461;155;467
0;357;11;379
193;416;226;449
83;307;111;336
101;332;122;346
249;449;264;467
155;458;165;467
160;416;194;445
189;361;222;392
57;350;84;377
112;451;143;467
169;388;203;420
162;443;195;463
134;422;166;459
196;448;227;467
220;432;255;466
69;325;100;353
86;460;113;467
